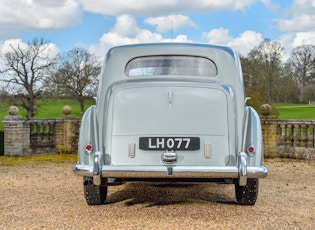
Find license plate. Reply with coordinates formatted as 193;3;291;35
139;137;200;151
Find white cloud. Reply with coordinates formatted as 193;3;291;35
100;15;164;46
271;0;315;56
205;28;263;55
0;0;82;30
89;15;192;57
91;15;263;57
111;15;142;37
275;0;315;31
5;0;315;62
277;15;315;32
229;31;264;53
145;15;197;33
205;28;231;44
80;0;258;16
280;32;315;52
0;38;59;63
99;31;162;47
292;32;315;46
0;39;27;54
0;0;257;34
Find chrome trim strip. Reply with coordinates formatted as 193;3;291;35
73;164;267;179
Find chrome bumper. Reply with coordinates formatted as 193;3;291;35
73;152;267;186
73;164;267;179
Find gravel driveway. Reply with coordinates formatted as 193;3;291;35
0;158;314;229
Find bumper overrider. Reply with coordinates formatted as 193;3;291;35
73;152;268;186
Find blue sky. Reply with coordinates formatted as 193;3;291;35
1;0;315;58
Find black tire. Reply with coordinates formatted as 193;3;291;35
235;178;259;205
83;178;108;205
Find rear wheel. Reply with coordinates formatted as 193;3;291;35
235;178;259;205
83;177;108;205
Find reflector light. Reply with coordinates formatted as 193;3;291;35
247;145;255;154
85;144;93;152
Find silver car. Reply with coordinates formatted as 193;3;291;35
73;43;267;205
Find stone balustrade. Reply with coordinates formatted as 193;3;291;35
2;106;81;156
262;119;315;160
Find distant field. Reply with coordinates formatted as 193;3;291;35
0;99;95;130
273;103;315;120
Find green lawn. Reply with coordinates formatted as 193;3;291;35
0;99;95;130
33;99;95;118
273;103;315;120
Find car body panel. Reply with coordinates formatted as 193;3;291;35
73;43;267;188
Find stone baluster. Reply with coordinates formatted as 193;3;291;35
309;125;315;148
288;124;294;146
301;124;308;147
279;124;286;145
294;124;301;147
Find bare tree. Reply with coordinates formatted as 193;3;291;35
246;39;284;103
278;62;299;103
288;44;315;87
0;37;57;119
50;47;101;114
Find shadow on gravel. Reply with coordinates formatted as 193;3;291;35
106;182;236;206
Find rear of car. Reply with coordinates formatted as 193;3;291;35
73;43;267;205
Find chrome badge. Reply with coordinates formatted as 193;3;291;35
168;91;174;110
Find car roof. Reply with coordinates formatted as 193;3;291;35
106;43;236;61
101;43;240;84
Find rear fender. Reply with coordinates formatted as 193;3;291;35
242;106;264;166
78;106;99;165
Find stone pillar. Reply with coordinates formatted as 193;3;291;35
55;106;81;154
260;104;280;158
261;119;280;158
2;106;29;156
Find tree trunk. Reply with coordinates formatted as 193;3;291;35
26;99;35;119
79;99;85;114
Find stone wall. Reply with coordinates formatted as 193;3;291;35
262;119;315;161
2;106;81;156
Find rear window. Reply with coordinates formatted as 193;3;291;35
125;55;217;77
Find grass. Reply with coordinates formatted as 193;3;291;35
0;153;77;166
34;99;95;118
0;98;95;130
273;103;315;120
